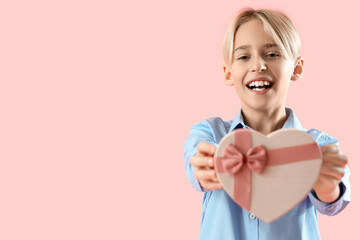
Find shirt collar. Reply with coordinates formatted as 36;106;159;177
229;108;304;132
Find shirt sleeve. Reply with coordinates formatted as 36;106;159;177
183;120;217;192
308;165;350;216
307;129;351;216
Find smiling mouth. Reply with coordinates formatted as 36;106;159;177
246;80;273;92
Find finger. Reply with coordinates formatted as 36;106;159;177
194;168;218;181
320;165;345;181
321;144;339;155
322;153;348;167
190;156;214;168
197;142;217;157
200;180;223;190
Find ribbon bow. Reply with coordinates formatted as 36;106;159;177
220;144;268;175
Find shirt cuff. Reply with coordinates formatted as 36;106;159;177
309;182;347;216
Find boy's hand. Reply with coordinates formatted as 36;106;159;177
190;142;222;190
313;144;348;203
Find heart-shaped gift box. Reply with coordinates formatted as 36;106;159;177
214;128;322;223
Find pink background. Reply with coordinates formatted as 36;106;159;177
1;0;358;239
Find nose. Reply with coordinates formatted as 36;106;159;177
250;56;267;72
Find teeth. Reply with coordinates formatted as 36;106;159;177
253;88;266;91
248;80;271;87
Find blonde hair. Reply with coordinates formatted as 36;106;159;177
223;8;301;65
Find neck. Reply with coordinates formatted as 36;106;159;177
241;107;287;135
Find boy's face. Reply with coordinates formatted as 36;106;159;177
224;20;303;112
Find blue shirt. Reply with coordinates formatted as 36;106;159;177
184;108;350;240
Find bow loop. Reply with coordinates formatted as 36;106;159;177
221;144;245;175
219;144;267;175
246;145;267;174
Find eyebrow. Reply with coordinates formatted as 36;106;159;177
233;43;280;53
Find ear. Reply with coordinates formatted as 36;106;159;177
291;57;304;81
223;64;234;86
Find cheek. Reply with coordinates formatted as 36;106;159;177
233;81;246;97
274;65;294;83
234;82;242;93
281;62;295;78
233;70;247;83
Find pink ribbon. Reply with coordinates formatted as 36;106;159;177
220;144;268;175
214;129;321;212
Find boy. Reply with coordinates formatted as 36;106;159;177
184;8;350;240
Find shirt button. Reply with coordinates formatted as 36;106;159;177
249;213;256;220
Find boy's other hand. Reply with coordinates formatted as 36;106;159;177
313;144;348;203
190;142;223;190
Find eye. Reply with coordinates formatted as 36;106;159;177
266;52;280;58
237;55;249;61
